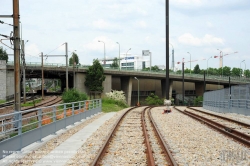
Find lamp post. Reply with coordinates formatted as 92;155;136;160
240;60;246;77
187;52;191;74
207;56;212;76
116;42;120;70
126;48;131;70
134;77;139;106
72;50;77;88
169;43;174;71
98;40;105;65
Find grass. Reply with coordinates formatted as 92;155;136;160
102;98;128;113
10;118;39;138
21;98;42;107
0;100;6;104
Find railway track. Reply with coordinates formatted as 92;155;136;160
174;107;250;148
0;96;40;108
0;96;62;134
91;106;177;166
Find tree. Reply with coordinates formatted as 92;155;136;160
244;69;250;78
0;46;8;62
222;66;231;76
231;67;241;77
84;59;106;92
193;64;200;74
69;52;79;66
110;57;119;68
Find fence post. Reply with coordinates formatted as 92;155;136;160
18;112;22;135
64;104;66;129
38;109;43;142
53;106;57;135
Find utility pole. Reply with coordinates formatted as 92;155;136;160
21;40;26;103
165;0;170;100
41;52;44;100
73;53;75;88
65;42;68;91
13;0;21;117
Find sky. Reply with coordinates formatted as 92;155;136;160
1;0;250;70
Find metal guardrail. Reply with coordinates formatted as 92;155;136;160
7;61;250;83
0;99;102;159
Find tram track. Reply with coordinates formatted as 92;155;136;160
174;106;250;148
91;106;177;166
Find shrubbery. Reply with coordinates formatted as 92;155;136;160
194;96;203;106
62;89;88;104
105;90;127;107
145;93;164;105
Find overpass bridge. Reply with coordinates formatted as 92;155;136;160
2;61;250;105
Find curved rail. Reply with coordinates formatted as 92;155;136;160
148;107;178;166
187;107;250;128
174;107;250;148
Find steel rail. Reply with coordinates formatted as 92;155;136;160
141;107;155;166
187;107;250;128
90;106;137;166
148;107;178;166
174;107;250;148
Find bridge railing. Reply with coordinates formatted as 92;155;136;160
0;99;101;159
7;61;250;83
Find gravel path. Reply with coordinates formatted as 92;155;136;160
152;106;250;165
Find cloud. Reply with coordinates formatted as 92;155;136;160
137;20;147;28
178;33;224;46
83;36;117;51
26;44;40;56
92;19;119;30
206;21;214;28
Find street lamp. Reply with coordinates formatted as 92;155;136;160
98;40;105;65
116;42;120;70
134;77;139;106
240;60;246;77
169;43;174;71
72;50;77;88
126;48;131;70
207;56;212;76
187;52;191;74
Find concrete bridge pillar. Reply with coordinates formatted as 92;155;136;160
161;79;173;99
121;76;132;106
195;82;205;97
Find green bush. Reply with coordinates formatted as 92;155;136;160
145;93;164;105
194;96;203;106
102;97;128;108
62;89;88;104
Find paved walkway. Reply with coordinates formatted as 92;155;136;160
0;112;116;166
34;112;116;166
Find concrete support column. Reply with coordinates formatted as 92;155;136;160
169;80;173;99
161;79;173;99
75;73;88;94
61;79;66;92
102;75;112;97
195;82;205;97
121;76;132;106
161;79;166;99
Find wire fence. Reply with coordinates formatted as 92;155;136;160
203;84;250;115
